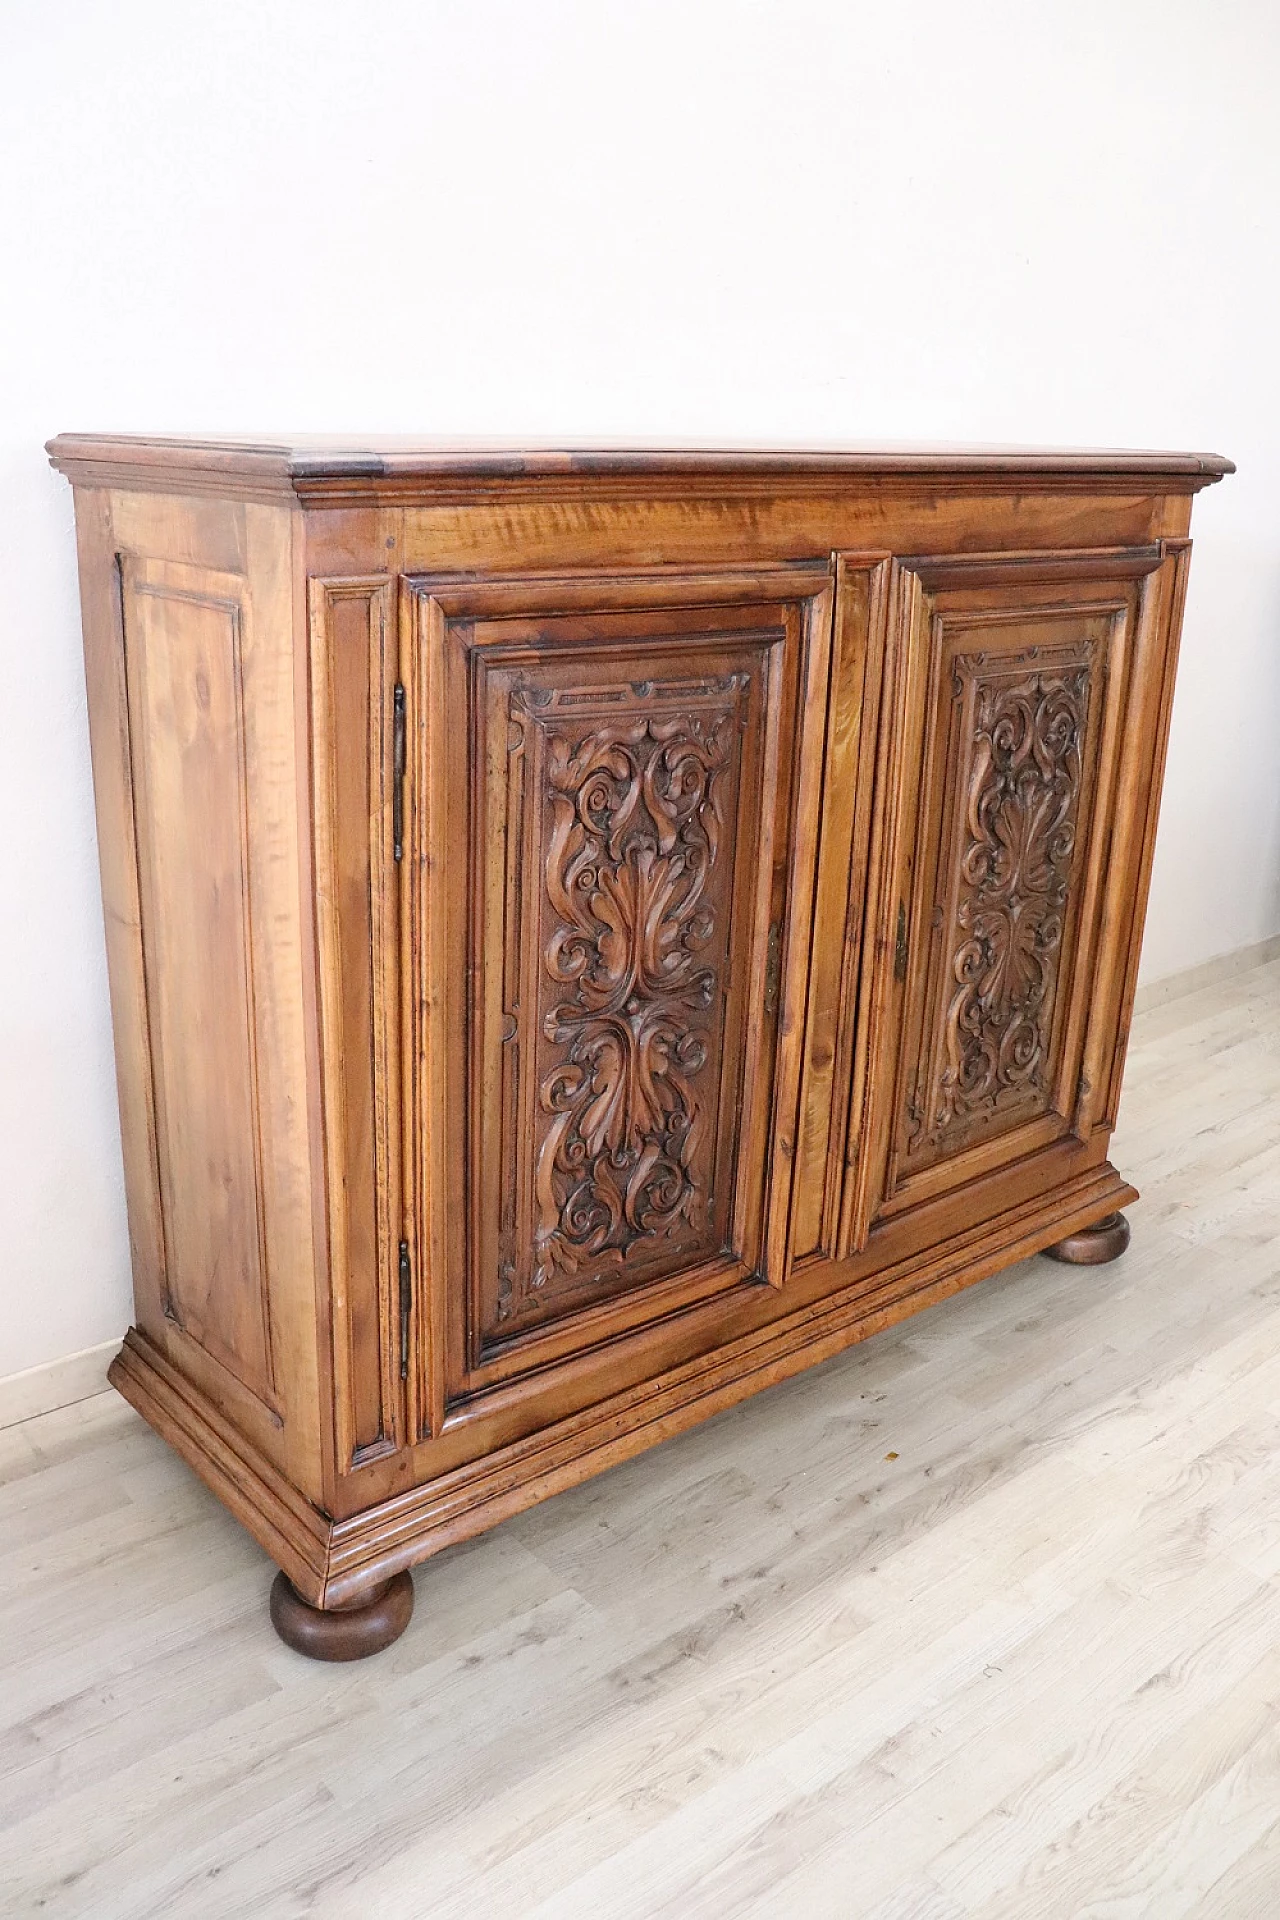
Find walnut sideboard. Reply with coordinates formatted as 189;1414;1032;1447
49;435;1232;1658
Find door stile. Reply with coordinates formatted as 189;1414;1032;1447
760;574;835;1286
405;578;450;1440
839;558;932;1256
309;574;409;1471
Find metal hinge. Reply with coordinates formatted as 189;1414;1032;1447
398;1240;412;1381
392;683;406;862
894;901;909;982
764;922;783;1014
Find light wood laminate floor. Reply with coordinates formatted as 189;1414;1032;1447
3;959;1280;1919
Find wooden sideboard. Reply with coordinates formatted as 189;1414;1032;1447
48;435;1232;1658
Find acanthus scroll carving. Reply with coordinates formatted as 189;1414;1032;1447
522;683;744;1296
912;656;1090;1154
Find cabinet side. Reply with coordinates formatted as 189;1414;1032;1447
1088;529;1197;1130
71;486;326;1508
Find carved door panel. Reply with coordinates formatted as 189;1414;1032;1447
409;567;832;1422
842;547;1165;1251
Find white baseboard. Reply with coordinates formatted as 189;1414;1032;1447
1134;933;1280;1018
0;1339;120;1432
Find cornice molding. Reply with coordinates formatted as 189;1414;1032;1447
46;434;1235;508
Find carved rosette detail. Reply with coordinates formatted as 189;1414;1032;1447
917;660;1089;1150
529;705;734;1293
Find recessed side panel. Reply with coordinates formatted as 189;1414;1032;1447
120;557;277;1412
309;577;403;1471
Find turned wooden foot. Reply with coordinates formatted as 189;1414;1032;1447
269;1570;414;1660
1042;1211;1131;1266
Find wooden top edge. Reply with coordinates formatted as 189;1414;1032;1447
45;432;1235;489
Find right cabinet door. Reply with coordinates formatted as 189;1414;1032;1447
844;543;1176;1248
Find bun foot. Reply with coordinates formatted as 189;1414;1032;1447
269;1570;414;1660
1043;1211;1131;1266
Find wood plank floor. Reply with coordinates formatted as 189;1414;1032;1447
3;958;1279;1918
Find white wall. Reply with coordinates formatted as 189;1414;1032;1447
3;0;1278;1379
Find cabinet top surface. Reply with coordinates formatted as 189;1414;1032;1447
46;433;1234;502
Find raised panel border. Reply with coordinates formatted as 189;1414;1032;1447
884;615;1115;1203
474;644;766;1354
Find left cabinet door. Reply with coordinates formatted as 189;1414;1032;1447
309;577;407;1472
409;566;833;1423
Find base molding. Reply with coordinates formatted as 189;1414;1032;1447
108;1162;1135;1608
